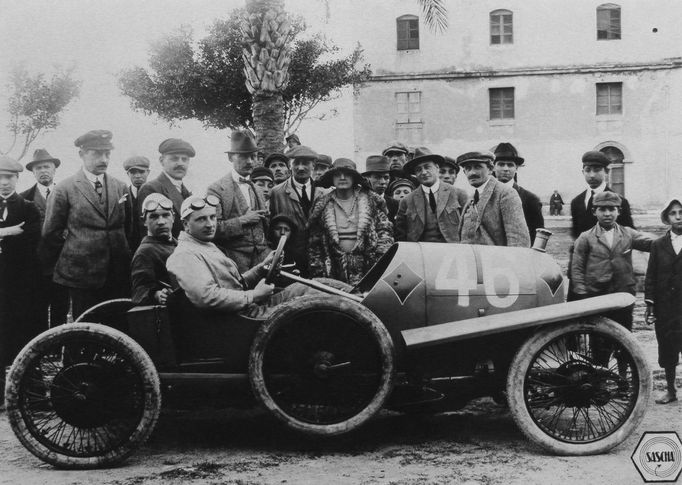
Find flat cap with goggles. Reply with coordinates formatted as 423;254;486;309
180;195;219;219
141;193;174;216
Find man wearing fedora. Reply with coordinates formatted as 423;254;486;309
207;131;269;273
362;155;395;219
570;150;634;239
492;142;544;244
41;130;131;319
264;152;290;185
138;138;195;239
269;145;329;276
123;155;151;253
458;151;530;247
394;148;465;243
21;149;69;327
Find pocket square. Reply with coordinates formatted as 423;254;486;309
118;194;128;204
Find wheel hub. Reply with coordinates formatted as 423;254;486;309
557;361;616;407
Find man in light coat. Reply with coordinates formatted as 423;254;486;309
458;151;530;247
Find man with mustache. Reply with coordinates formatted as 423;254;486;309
264;152;290;185
41;130;131;319
207;131;269;273
137;138;195;238
458;151;530;247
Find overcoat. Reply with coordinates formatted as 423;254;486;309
137;173;190;238
308;189;394;286
124;185;143;252
394;183;467;242
207;173;269;273
514;183;544;244
130;235;177;305
19;184;48;225
570;187;634;239
459;178;530;247
41;169;130;289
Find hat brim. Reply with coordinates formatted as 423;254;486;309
80;144;114;151
226;149;259;154
382;147;408;156
661;198;682;224
318;167;370;189
361;169;390;176
494;156;525;165
26;158;61;170
402;154;445;174
125;165;150;171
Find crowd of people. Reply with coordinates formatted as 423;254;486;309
0;128;680;406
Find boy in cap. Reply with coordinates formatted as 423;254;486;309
571;191;653;333
123;155;151;252
645;197;682;403
130;193;177;306
41;130;131;319
138;138;195;238
251;166;275;202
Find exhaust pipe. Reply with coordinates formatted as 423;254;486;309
532;228;552;252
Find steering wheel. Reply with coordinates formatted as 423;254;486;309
265;235;288;284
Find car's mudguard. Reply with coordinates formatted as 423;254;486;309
401;292;636;349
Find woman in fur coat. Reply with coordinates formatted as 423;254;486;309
308;158;394;286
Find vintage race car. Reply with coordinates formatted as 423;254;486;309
4;237;652;468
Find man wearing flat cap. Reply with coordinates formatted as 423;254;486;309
250;166;275;202
21;149;69;328
269;144;329;276
122;155;151;253
362;155;395;219
264;152;290;185
394;147;465;243
383;141;409;173
458;151;530;247
41;130;131;319
570;150;634;239
207;131;269;273
313;154;332;182
492;142;544;244
0;156;43;402
138;138;195;239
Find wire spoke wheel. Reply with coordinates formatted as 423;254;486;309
250;296;394;436
6;324;161;468
507;317;651;455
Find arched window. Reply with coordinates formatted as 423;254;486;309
597;4;621;40
397;15;419;50
600;146;625;196
490;9;513;44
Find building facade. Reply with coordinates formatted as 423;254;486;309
350;0;682;209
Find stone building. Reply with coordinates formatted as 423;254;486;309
350;0;682;208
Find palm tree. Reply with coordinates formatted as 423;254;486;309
240;0;294;156
416;0;448;33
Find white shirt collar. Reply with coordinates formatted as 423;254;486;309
37;183;54;198
587;181;607;194
130;185;138;198
82;168;103;184
1;191;16;200
502;178;515;187
473;177;491;195
421;179;441;194
231;169;250;184
163;170;183;188
293;178;312;191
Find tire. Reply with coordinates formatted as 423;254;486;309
5;323;161;469
507;317;651;455
249;295;395;436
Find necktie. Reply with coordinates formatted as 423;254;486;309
586;190;595;212
46;187;51;198
238;177;249;184
473;189;480;205
0;198;6;222
428;188;437;213
300;185;311;216
94;179;103;201
180;183;191;199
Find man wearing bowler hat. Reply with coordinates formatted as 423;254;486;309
41;130;130;319
207;131;269;273
269;144;329;276
138;138;195;239
394;147;464;243
264;152;290;185
570;150;634;239
123;155;151;252
458;151;530;247
362;155;395;219
492;142;544;244
21;149;70;328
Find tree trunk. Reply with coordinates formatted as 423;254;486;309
252;91;285;157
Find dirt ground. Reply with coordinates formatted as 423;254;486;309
1;215;681;485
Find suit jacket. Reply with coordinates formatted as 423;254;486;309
572;223;652;295
207;172;269;272
124;186;143;253
137;172;190;238
41;169;131;289
394;183;465;243
20;184;48;226
459;178;530;247
645;231;682;326
570;187;634;239
269;178;329;276
514;184;544;244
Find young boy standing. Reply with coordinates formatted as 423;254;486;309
571;191;653;331
645;197;682;404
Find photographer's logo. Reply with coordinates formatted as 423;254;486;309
631;432;682;482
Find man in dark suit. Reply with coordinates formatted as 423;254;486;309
207;131;269;273
0;156;43;398
41;130;131;319
269;145;329;276
570;150;634;239
458;151;530;247
21;149;69;327
492;142;544;244
395;148;464;243
122;155;150;253
137;138;195;238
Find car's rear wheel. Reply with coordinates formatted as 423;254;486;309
5;323;161;468
507;317;651;455
249;296;395;436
